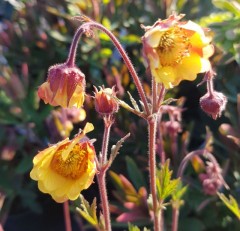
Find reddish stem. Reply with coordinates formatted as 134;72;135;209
148;117;161;231
63;201;72;231
66;21;150;115
96;115;113;231
101;116;113;164
172;207;179;231
97;172;111;231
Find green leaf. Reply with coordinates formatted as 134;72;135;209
76;194;99;227
156;159;180;201
218;193;240;220
99;48;112;58
127;91;140;112
212;0;240;16
171;182;188;209
121;34;141;44
128;223;150;231
108;133;130;167
125;156;147;189
48;30;70;42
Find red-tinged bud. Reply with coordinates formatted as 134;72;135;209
38;63;86;108
200;91;227;120
94;86;119;115
199;160;224;195
161;121;182;137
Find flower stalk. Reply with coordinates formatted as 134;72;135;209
171;207;179;231
63;201;72;231
148;116;161;231
96;115;114;231
67;18;150;115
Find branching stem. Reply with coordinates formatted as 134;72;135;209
66;20;150;115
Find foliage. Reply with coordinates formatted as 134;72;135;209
218;193;240;220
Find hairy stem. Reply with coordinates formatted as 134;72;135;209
97;172;111;231
172;207;179;231
66;20;150;115
63;201;72;231
96;115;113;231
101;115;113;164
148;117;161;231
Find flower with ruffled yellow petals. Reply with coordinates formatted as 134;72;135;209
142;14;214;88
30;123;96;203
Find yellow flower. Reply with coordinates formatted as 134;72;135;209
38;63;86;108
142;14;214;88
30;123;96;203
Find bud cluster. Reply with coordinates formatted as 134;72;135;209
199;161;224;195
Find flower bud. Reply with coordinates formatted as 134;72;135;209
161;121;182;137
94;86;119;115
200;91;227;120
38;63;86;108
198;160;224;195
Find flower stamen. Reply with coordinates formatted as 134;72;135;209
157;27;190;66
51;144;87;180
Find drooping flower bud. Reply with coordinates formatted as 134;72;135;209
199;161;224;195
200;91;227;120
94;86;119;115
38;63;86;108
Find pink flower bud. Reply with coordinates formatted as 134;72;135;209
94;86;119;115
38;63;86;108
200;91;227;120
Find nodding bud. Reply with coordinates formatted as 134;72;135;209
200;91;227;120
199;161;224;195
38;63;86;108
94;86;119;115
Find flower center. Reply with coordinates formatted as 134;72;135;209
50;144;87;179
157;27;190;66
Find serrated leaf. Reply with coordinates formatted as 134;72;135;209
218;193;240;220
156;159;180;201
171;182;188;209
161;98;178;106
128;223;150;231
108;133;130;166
125;156;147;190
76;194;98;226
127;91;140;112
128;223;140;231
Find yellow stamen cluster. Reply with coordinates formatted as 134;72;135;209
158;27;190;66
142;14;214;88
50;144;87;180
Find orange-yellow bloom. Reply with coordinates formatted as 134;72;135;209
38;63;86;108
30;123;96;203
142;14;214;88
